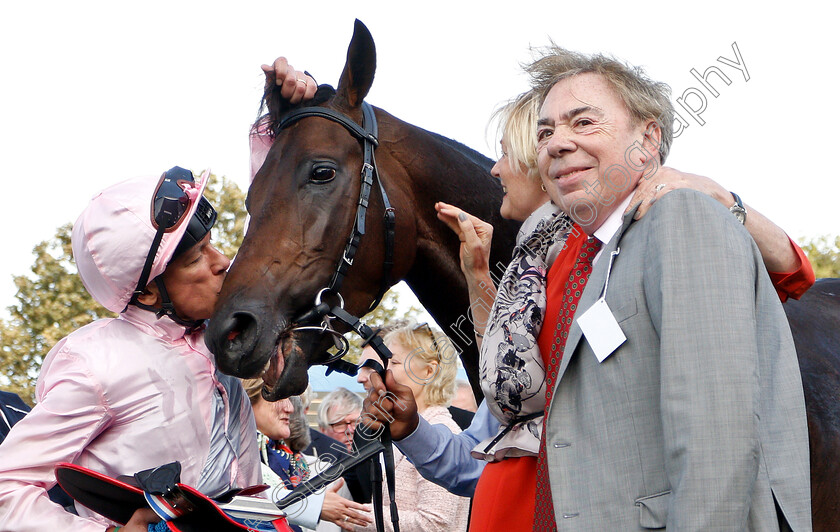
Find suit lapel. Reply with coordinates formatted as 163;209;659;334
551;207;639;395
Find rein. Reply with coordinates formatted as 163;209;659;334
275;102;400;532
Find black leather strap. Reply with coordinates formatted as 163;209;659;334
277;102;400;532
328;305;399;532
277;106;378;146
278;102;394;313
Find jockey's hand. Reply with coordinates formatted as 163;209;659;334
261;57;317;104
319;478;373;531
108;508;159;531
435;202;493;285
361;370;418;441
628;166;732;220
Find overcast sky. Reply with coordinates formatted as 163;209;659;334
2;1;838;313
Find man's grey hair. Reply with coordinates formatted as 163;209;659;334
317;387;363;430
525;44;674;162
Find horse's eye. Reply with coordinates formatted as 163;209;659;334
311;166;337;183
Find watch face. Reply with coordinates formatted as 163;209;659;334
730;206;746;224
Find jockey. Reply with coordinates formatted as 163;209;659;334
0;168;260;532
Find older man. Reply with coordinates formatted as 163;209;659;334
362;50;811;531
318;388;363;451
528;48;810;530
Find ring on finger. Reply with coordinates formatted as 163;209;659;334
654;183;666;192
296;77;307;85
344;516;349;522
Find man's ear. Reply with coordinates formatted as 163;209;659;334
642;120;663;159
136;282;161;307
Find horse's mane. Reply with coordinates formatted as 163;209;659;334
423;130;494;172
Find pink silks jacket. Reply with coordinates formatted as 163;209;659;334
0;306;260;531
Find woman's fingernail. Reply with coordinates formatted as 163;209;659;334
458;213;467;222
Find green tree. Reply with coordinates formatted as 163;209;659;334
0;173;246;405
0;224;108;404
799;234;840;278
201;172;247;257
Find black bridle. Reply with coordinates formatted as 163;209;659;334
275;101;400;532
276;101;395;313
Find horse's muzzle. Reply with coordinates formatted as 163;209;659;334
206;309;267;377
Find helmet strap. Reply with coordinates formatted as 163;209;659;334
131;277;205;333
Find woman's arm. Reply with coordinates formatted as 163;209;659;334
629;167;815;300
435;202;496;344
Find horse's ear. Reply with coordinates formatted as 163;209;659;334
335;19;376;110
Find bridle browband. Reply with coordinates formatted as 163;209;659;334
276;102;396;312
275;101;401;532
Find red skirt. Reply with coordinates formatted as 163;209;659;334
469;456;537;531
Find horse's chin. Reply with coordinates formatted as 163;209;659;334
260;336;310;401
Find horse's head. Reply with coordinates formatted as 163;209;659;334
206;20;415;400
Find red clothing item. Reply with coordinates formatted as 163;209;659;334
469;456;537;532
769;237;815;302
468;228;587;532
538;227;588;365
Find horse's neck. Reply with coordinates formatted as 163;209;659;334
382;117;521;392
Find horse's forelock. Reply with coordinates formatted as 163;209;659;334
253;84;338;139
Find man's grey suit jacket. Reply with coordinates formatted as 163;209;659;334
544;189;811;530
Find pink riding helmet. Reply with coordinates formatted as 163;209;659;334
72;169;212;314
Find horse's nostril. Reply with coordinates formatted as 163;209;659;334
223;312;258;354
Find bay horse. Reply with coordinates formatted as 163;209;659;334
205;20;840;529
206;20;520;402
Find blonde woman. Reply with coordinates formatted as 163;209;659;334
356;323;470;532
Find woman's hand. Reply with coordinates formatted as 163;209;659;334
626;166;804;273
319;478;372;530
627;166;730;220
435;201;497;340
435;202;493;282
260;56;317;104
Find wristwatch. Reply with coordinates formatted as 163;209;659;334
729;191;746;224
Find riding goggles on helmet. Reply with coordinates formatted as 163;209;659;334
129;166;217;306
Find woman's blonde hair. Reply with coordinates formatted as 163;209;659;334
383;322;457;407
490;90;541;181
242;378;264;405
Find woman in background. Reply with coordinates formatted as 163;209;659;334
243;380;371;532
356;323;471;532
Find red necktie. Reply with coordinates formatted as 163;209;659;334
534;236;602;531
